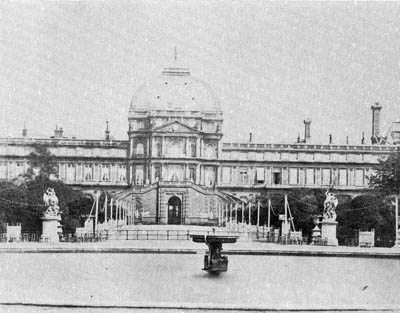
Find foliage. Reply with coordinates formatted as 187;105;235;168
0;181;28;232
0;145;93;234
369;151;400;195
254;188;394;245
255;188;326;237
25;143;58;180
24;175;93;233
337;194;394;245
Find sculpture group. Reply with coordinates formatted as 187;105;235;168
323;190;338;221
43;187;60;217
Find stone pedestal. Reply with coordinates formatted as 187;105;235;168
41;215;62;242
321;220;338;246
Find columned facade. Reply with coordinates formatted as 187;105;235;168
0;65;399;225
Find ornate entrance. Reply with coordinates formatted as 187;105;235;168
168;196;182;225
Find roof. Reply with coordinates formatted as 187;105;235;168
130;67;221;112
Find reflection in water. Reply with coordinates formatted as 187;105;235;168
0;253;399;310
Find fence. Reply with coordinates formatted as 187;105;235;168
0;232;41;242
0;229;396;247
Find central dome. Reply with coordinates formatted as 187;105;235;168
130;68;221;112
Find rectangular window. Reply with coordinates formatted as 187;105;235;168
66;163;75;181
135;166;144;185
347;154;355;162
355;169;364;186
190;138;196;157
222;167;231;184
118;165;126;181
322;168;331;185
339;169;347;186
16;162;24;176
256;167;264;183
322;154;330;162
273;172;281;185
189;167;196;182
101;164;110;181
154;165;161;182
305;168;314;185
0;161;7;178
84;164;93;181
239;168;248;184
289;168;298;185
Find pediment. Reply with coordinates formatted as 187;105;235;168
152;121;200;134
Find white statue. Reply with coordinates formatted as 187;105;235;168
323;190;338;221
43;187;60;217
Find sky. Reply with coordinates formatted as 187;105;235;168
0;1;399;144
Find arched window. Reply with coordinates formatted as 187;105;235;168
190;143;196;157
156;143;162;157
118;165;126;181
205;144;215;159
84;164;93;181
136;143;144;155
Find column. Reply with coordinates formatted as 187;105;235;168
162;136;166;157
234;203;238;224
197;138;201;157
241;203;244;224
110;198;114;221
250;202;253;225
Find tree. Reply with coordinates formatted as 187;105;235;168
21;145;92;234
256;188;327;237
0;181;28;232
25;143;58;180
24;175;92;233
369;151;400;195
336;194;394;246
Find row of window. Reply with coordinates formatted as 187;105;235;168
130;138;217;159
222;151;381;163
0;161;25;179
59;163;126;182
131;164;216;187
0;146;126;158
221;166;370;187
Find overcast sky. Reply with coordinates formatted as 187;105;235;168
0;1;399;144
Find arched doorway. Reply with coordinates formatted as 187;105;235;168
168;196;182;225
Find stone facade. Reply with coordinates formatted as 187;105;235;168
0;65;399;225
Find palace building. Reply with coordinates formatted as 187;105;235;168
1;65;399;225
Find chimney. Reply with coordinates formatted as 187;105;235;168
249;132;252;143
329;134;333;144
105;121;110;140
304;118;312;143
371;102;382;144
22;123;27;137
54;125;64;138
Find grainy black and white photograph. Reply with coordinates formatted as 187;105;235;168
0;1;400;312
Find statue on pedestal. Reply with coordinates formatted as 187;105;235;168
320;189;339;246
41;188;62;242
323;190;338;222
43;187;60;217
